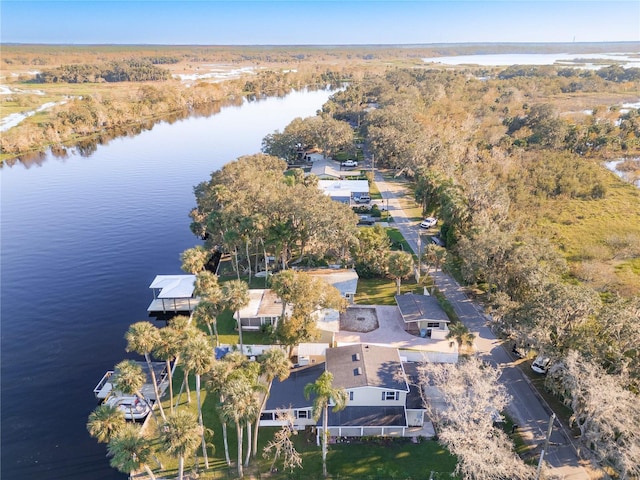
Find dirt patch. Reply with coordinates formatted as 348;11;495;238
340;306;379;333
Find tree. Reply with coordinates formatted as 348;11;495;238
547;351;640;478
222;279;250;355
87;404;126;444
386;250;414;295
107;423;156;480
445;322;476;355
419;357;534;480
424;243;447;274
161;411;202;480
206;358;237;467
262;410;302;474
219;375;260;478
111;360;155;421
180;245;210;274
351;225;391;277
125;321;165;420
253;348;291;458
304;371;348;478
153;325;181;414
181;332;215;469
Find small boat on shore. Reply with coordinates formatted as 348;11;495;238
104;395;151;421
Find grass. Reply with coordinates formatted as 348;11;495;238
386;227;414;253
355;276;425;306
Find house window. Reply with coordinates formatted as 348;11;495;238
349;391;354;401
296;410;308;419
382;391;399;401
427;322;441;328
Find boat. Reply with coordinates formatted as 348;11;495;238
104;395;151;421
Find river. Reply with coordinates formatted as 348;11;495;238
0;87;334;480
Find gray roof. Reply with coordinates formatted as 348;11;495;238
324;405;406;427
395;293;450;324
326;344;408;391
402;363;425;410
265;363;324;410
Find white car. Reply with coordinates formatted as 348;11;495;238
341;159;358;168
531;356;550;374
420;217;437;228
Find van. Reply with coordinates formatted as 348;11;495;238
355;194;370;203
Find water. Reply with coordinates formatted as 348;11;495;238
422;52;640;68
0;88;334;480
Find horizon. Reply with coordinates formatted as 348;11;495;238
2;1;639;45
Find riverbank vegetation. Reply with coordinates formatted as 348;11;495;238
320;67;639;476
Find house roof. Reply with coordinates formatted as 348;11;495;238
324;406;407;427
149;275;196;299
302;268;359;296
310;164;343;179
395;293;450;324
318;180;369;195
236;289;287;319
265;363;325;411
402;363;425;410
326;344;408;391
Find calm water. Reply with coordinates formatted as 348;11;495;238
0;88;334;479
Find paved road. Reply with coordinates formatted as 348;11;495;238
374;171;593;480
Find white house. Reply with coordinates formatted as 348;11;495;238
260;344;429;439
395;293;450;340
235;289;292;331
317;180;369;204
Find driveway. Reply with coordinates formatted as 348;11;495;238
373;171;594;480
335;305;455;354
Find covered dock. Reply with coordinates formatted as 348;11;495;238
147;274;200;314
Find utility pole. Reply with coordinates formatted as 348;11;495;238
536;413;556;480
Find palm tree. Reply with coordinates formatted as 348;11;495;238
180;245;210;274
161;410;202;480
168;315;198;408
252;348;291;458
386;250;415;295
219;376;259;478
87;404;126;444
193;299;224;347
304;371;348;478
206;357;234;466
111;360;155;421
181;332;215;469
446;321;476;354
153;325;181;414
107;423;156;480
222;279;250;355
125;321;165;420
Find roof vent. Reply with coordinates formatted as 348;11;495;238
354;367;363;376
352;353;360;361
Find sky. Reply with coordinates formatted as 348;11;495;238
1;1;639;45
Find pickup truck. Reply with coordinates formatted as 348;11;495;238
341;159;359;168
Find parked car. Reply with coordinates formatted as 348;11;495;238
355;194;370;203
420;217;438;228
531;356;550;374
357;215;375;226
341;159;359;168
430;235;445;247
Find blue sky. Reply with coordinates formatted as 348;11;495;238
1;1;639;45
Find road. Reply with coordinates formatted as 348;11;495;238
373;171;593;480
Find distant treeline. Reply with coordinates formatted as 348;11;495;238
34;60;171;83
499;64;640;82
